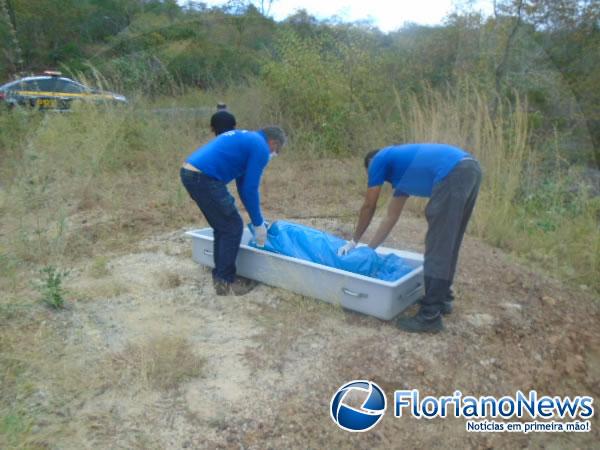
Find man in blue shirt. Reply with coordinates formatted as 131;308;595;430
181;126;286;295
339;144;482;333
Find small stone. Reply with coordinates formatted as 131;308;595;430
541;295;557;306
548;335;561;346
501;303;522;311
466;313;495;327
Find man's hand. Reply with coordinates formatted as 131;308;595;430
255;223;268;247
338;239;357;256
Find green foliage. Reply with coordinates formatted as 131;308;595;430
35;266;69;309
262;30;351;152
0;411;33;449
262;28;397;153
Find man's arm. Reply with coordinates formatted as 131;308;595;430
368;195;408;249
352;186;382;242
237;150;268;226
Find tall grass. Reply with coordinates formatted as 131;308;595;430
396;84;599;290
0;101;200;270
396;85;530;241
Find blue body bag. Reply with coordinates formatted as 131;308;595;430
249;221;412;281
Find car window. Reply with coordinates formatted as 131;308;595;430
0;80;20;91
56;79;87;93
8;81;30;91
20;78;57;92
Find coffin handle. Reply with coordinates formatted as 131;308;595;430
342;287;368;299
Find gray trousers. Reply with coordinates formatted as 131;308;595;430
421;159;482;316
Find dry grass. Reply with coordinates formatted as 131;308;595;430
0;305;204;447
108;336;205;392
0;315;92;449
157;271;182;289
0;102;204;269
396;85;530;236
244;289;345;372
261;157;365;221
88;255;111;278
71;278;130;301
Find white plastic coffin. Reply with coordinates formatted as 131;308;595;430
186;228;424;320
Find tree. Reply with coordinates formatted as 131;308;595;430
0;0;22;76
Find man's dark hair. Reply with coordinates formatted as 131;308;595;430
260;125;287;146
211;110;236;136
364;149;380;169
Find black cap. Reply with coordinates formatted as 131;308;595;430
210;110;236;135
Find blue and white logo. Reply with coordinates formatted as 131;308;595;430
330;380;387;432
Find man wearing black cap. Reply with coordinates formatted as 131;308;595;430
210;103;236;136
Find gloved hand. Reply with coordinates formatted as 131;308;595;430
255;222;268;247
337;239;357;256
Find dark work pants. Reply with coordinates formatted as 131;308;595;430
180;168;243;283
420;159;482;317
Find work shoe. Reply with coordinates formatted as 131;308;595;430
440;301;453;315
418;299;453;315
396;312;444;334
214;278;256;296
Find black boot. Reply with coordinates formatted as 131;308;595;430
214;277;256;296
397;311;444;333
441;288;454;315
420;297;453;315
421;276;453;316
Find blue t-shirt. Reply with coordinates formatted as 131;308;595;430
367;144;471;197
185;130;270;225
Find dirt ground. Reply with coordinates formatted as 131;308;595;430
4;209;597;450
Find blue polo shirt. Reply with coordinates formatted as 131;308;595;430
185;130;270;225
368;144;471;197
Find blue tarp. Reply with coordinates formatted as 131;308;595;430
248;221;412;281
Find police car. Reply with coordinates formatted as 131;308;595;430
0;71;127;110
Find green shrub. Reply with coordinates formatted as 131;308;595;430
262;29;394;154
35;266;69;309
